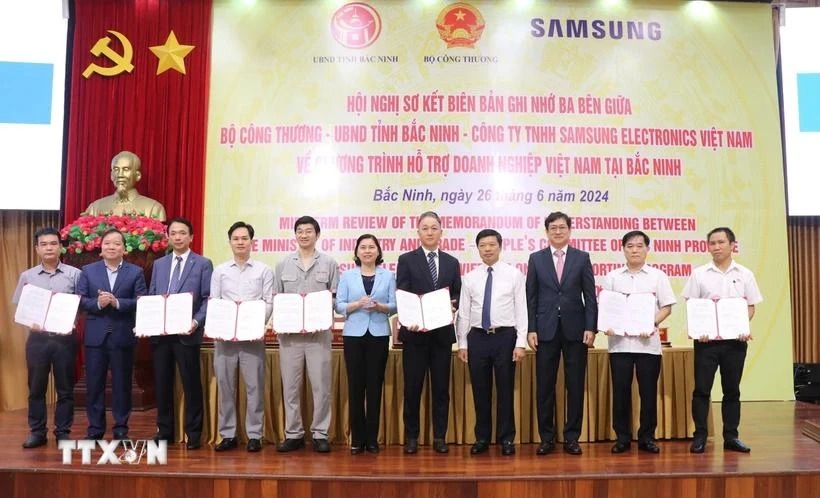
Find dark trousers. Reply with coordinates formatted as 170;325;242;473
468;328;516;444
85;336;134;438
535;325;588;442
343;332;389;445
26;332;77;437
152;336;203;442
692;340;747;440
402;341;452;439
609;352;662;444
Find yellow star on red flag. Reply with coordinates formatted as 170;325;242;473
149;31;195;75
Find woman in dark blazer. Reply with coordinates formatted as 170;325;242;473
335;234;397;454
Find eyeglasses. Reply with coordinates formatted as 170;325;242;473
547;225;569;233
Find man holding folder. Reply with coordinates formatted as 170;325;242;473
682;227;762;454
147;217;212;450
601;230;675;454
12;227;81;448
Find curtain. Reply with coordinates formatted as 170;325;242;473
64;0;212;252
789;218;820;363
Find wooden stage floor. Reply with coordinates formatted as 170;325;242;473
1;401;820;498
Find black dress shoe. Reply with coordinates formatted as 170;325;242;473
536;441;555;455
350;445;365;455
433;438;449;454
247;438;262;452
563;440;582;455
690;438;706;454
186;440;202;450
113;432;128;440
276;437;305;452
611;441;631;454
365;442;380;454
638;440;661;454
312;438;331;453
55;433;70;441
724;438;751;453
86;434;104;440
215;437;238;452
501;441;515;456
22;435;47;449
404;438;418;454
470;440;490;455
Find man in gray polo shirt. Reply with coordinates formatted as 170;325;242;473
212;221;273;453
12;227;81;448
273;216;339;453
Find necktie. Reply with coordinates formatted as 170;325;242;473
168;256;182;293
482;267;493;330
427;251;438;288
555;250;565;283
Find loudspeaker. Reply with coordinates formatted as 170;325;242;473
794;363;820;402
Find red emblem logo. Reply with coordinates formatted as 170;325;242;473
436;3;485;48
330;2;382;49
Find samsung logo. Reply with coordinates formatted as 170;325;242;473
531;19;662;41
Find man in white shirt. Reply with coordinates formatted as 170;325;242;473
456;229;527;456
602;230;675;454
682;227;762;454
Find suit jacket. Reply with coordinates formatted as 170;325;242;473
526;246;597;342
335;267;397;337
78;260;148;348
396;247;461;346
148;251;213;346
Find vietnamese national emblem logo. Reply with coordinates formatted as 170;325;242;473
331;3;382;49
436;3;485;49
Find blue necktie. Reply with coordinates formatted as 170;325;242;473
427;251;438;288
168;256;182;294
482;267;493;330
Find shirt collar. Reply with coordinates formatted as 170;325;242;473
706;260;738;274
620;264;649;275
231;258;254;268
550;245;568;255
422;247;439;258
37;262;64;274
172;249;191;263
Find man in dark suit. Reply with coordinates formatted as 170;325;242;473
78;229;147;439
526;212;597;455
396;211;461;454
148;217;212;450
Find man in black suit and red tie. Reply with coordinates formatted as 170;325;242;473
526;211;597;455
148;217;213;450
396;211;461;454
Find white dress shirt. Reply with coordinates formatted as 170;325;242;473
456;260;528;349
422;247;440;276
168;249;191;292
681;260;763;304
602;264;677;355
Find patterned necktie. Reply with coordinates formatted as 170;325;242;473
168;256;183;293
481;267;493;330
555;250;565;283
427;251;438;288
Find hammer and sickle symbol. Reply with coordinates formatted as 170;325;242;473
82;30;134;78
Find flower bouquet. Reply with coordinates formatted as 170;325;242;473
60;213;169;277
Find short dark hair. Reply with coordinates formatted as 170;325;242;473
544;211;572;229
101;229;126;244
33;227;60;245
353;234;384;266
475;229;502;246
707;227;736;243
622;230;649;247
294;215;321;235
167;217;194;235
417;211;441;227
228;221;254;239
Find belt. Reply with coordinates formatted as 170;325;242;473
471;326;516;335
